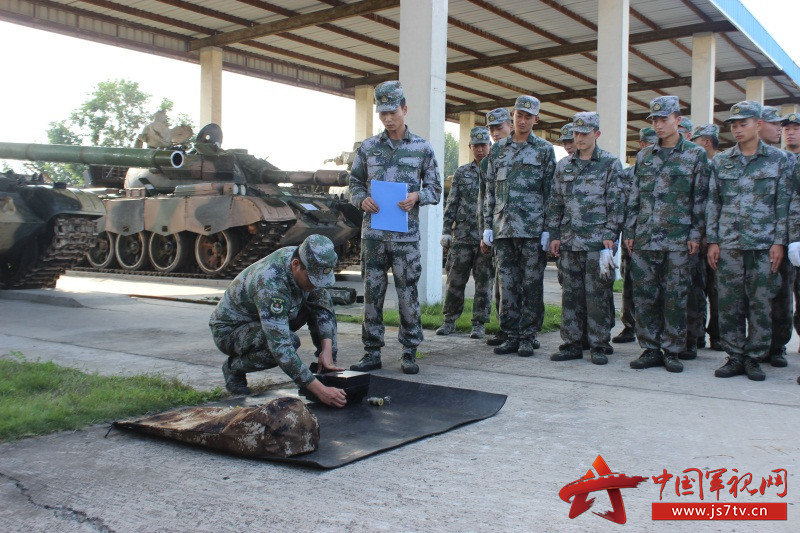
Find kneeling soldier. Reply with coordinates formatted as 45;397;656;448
438;127;494;339
547;112;623;364
209;234;347;407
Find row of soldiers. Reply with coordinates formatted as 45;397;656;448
439;94;800;383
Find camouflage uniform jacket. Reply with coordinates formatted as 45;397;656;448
483;132;556;238
209;247;335;387
546;146;623;251
620;166;635;227
707;140;791;249
442;160;483;243
349;127;442;242
624;136;710;251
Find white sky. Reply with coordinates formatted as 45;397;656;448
0;0;797;170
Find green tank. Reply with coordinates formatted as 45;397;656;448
0;128;361;278
0;170;104;288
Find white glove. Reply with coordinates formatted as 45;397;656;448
599;248;617;281
789;242;800;267
482;229;493;246
540;231;550;251
440;234;452;248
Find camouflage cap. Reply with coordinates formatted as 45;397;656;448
514;95;540;116
690;123;720;141
559;123;574;141
298;234;338;288
486;107;511;126
679;116;693;133
646;95;680;119
469;126;491;145
374;80;404;113
783;112;800;126
572;112;599;133
761;105;782;123
725;100;762;122
639;127;657;144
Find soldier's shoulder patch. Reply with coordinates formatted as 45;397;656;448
269;296;287;316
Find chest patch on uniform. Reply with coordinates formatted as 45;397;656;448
269;297;287;316
725;164;734;169
644;161;653;166
565;167;574;173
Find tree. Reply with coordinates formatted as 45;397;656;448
21;79;194;185
443;131;459;178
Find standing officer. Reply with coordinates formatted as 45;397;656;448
679;117;694;141
348;81;442;375
481;108;514;348
624;96;710;373
613;127;658;344
690;124;723;352
547;112;623;364
707;101;792;381
782;113;800;351
209;234;346;407
482;95;556;357
760;106;783;146
438;126;493;339
559;123;575;155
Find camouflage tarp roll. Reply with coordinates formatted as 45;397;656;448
113;397;319;458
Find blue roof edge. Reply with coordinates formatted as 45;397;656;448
707;0;800;88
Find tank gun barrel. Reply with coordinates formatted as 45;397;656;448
0;142;184;170
259;169;348;186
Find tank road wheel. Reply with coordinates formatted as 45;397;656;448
85;231;117;269
149;233;189;273
115;232;149;271
194;230;239;276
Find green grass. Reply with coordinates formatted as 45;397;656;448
0;353;223;442
338;298;561;335
613;279;624;293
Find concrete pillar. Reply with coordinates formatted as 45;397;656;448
199;47;223;126
690;33;716;128
399;0;448;304
458;111;477;166
596;0;629;162
745;77;765;104
354;85;374;141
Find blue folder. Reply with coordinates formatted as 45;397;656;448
370;180;408;233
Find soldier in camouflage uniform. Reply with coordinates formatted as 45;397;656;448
613;127;658;344
624;96;710;373
757;106;794;367
707;101;792;381
783;113;800;356
547;112;623;365
678;117;694;141
209;234;347;406
438;127;494;339
690;124;723;352
482;95;556;357
481;108;513;347
560;123;576;156
348;81;442;375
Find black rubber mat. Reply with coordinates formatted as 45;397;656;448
118;376;506;469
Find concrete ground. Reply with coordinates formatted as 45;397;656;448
0;272;798;532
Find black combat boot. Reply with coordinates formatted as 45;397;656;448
590;350;608;365
679;344;697;360
743;357;766;381
550;343;582;361
709;338;723;351
769;347;788;368
350;352;382;372
714;356;744;378
222;359;251;395
518;338;535;357
486;331;507;346
663;352;684;373
493;338;520;355
400;350;419;374
629;349;663;369
612;327;636;343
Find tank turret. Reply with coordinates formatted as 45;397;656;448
0;130;361;278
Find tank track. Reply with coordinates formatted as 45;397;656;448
2;215;97;289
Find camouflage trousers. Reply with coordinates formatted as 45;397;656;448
686;252;706;343
212;306;336;372
705;261;720;341
443;241;494;324
620;246;635;330
361;239;423;353
794;267;800;337
717;249;781;359
631;250;690;354
558;250;615;350
770;256;794;352
494;238;544;341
